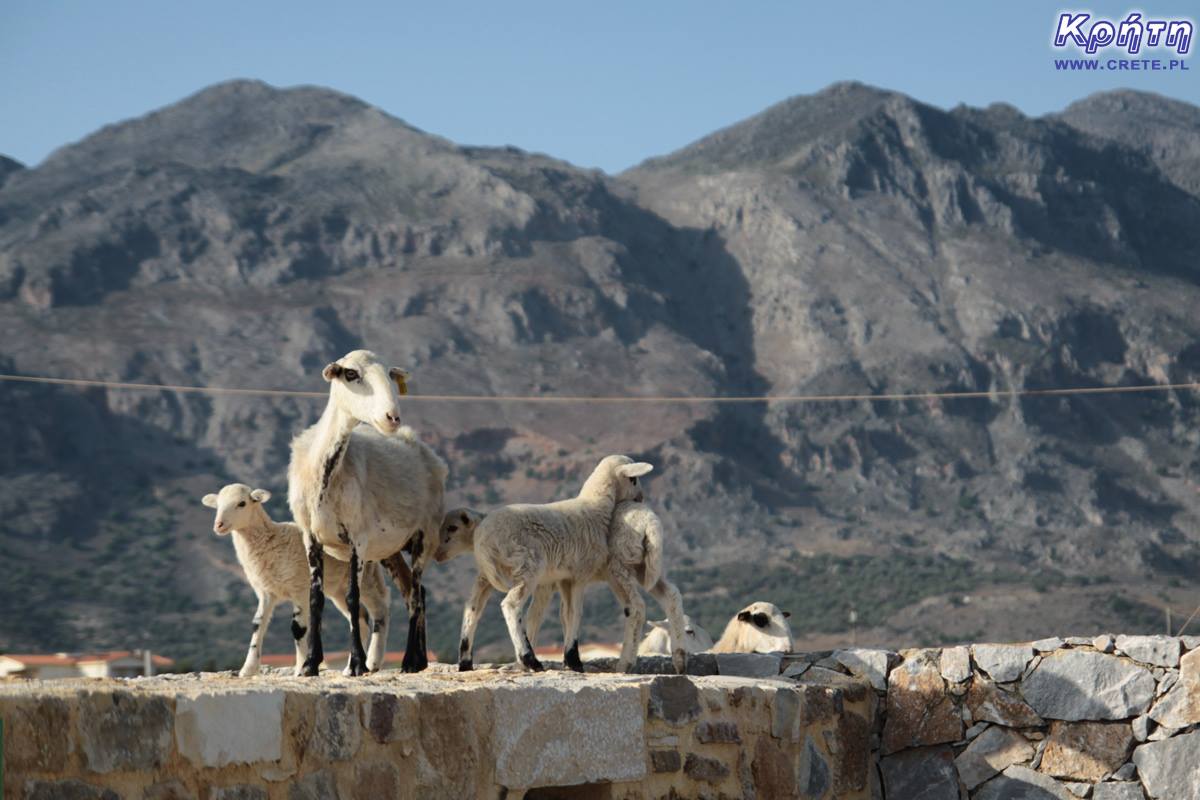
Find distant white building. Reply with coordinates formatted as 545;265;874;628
0;650;172;680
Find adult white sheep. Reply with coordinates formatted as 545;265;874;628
711;601;793;653
440;455;652;673
288;350;447;676
639;615;713;658
201;483;390;676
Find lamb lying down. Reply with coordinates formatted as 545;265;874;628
711;601;793;654
639;615;713;657
202;483;390;676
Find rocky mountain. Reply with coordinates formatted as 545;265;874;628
2;80;1198;666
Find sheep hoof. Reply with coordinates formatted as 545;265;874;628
520;651;545;672
615;660;633;674
564;645;584;673
239;665;259;678
458;659;474;672
672;650;688;675
300;658;321;677
401;650;427;673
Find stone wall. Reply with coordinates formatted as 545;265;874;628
3;637;1196;799
0;662;874;800
799;634;1198;800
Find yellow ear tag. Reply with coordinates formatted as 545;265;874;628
394;375;409;396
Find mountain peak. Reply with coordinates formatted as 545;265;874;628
36;79;404;178
625;82;908;174
0;155;24;188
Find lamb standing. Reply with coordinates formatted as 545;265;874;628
711;601;793;653
522;501;692;673
201;484;390;676
287;350;447;676
443;455;652;673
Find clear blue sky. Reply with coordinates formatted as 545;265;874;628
1;1;1197;174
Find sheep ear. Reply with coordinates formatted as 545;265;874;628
737;610;753;623
389;367;409;396
618;462;654;478
250;489;271;503
782;611;791;618
201;494;219;509
322;362;343;382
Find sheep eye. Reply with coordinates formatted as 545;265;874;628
753;613;770;627
343;369;360;382
238;501;246;508
447;525;458;533
628;476;637;485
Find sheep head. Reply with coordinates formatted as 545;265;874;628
322;349;409;435
579;454;654;505
201;483;272;535
433;507;484;562
735;602;792;635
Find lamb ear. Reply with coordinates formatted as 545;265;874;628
389;367;409;396
782;611;791;618
250;489;271;503
201;494;219;509
737;610;753;623
322;362;343;382
618;462;654;478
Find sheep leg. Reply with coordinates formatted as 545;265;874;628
459;574;493;671
290;604;310;677
607;566;645;673
501;580;544;672
301;534;326;677
648;577;688;675
401;530;430;673
560;580;585;673
240;593;276;677
361;566;390;673
344;545;368;677
525;584;555;651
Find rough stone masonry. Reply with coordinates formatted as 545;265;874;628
2;635;1197;799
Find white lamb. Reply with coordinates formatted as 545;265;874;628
201;483;390;676
711;601;793;654
639;615;713;657
287;350;447;676
526;501;691;673
438;455;652;673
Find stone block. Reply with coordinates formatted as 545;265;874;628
288;771;338;800
881;746;959;800
1023;650;1156;720
1039;720;1134;781
695;720;741;743
492;680;646;789
955;726;1035;789
209;787;267;800
142;781;194;800
1132;731;1200;800
1034;637;1065;653
715;652;783;678
1092;784;1146;800
79;691;173;773
312;692;361;760
647;675;701;725
967;676;1044;727
25;780;120;800
940;646;971;683
1;696;71;773
649;750;681;773
752;736;795;797
797;735;832;799
973;644;1035;683
1115;635;1180;667
975;765;1073;799
834;648;894;691
175;690;285;767
683;752;730;783
882;650;962;753
1147;647;1200;729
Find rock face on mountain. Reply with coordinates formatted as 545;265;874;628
2;80;1199;664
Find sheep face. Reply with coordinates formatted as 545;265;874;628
584;455;654;504
201;483;272;535
736;602;791;634
322;349;409;435
433;507;483;562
